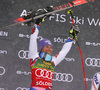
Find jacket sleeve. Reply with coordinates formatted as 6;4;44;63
28;24;40;61
52;41;73;66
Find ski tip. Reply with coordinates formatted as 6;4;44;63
14;17;25;23
73;0;95;6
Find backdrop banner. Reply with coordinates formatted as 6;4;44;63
0;0;99;90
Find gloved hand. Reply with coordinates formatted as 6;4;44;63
35;5;54;24
21;6;54;26
69;25;80;39
21;10;35;26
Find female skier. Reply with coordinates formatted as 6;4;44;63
21;6;80;90
91;72;100;90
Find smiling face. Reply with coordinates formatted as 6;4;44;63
41;45;53;55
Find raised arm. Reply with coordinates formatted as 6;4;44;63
52;25;80;66
28;24;40;60
52;39;73;66
28;6;54;61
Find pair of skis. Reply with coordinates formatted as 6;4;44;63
0;0;94;31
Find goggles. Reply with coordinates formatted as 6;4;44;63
39;52;52;62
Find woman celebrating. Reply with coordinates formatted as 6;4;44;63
21;6;80;90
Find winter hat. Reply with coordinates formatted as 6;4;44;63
39;39;53;52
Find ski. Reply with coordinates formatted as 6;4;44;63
0;0;94;31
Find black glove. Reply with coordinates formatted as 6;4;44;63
21;10;35;26
35;5;54;24
69;25;80;39
21;6;54;26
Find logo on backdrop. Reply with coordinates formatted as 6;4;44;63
16;70;73;82
0;66;5;76
53;37;75;44
16;70;31;75
19;34;30;38
0;50;7;54
64;58;75;62
18;50;29;59
16;87;29;90
53;72;73;82
0;31;8;37
19;33;43;40
86;42;100;47
85;58;100;67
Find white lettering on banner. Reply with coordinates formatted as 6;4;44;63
18;50;29;59
87;18;100;26
20;10;27;17
16;71;31;75
86;42;100;46
53;72;73;82
16;87;29;90
19;34;30;38
19;34;43;40
54;37;67;43
54;37;75;44
85;58;100;67
0;31;8;37
0;50;7;54
0;88;4;90
50;13;100;26
64;58;75;62
49;13;66;22
49;14;85;24
0;66;5;75
36;81;52;86
69;16;84;25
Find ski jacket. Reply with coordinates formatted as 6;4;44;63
28;24;73;90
